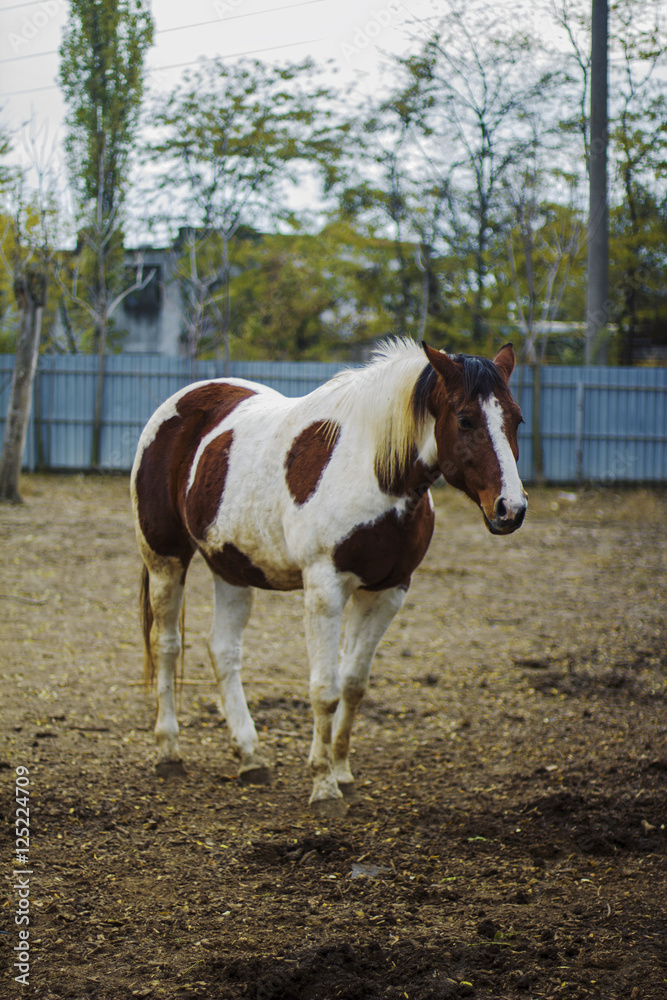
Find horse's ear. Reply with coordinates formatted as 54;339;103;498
422;342;463;392
493;343;516;382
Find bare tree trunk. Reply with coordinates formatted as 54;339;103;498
91;208;108;469
222;230;230;376
472;209;490;351
0;270;46;502
416;244;430;340
59;296;78;353
585;0;609;365
33;366;46;470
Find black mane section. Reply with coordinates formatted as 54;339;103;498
452;354;506;400
412;352;505;422
412;362;439;423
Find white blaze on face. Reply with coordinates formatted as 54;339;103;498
480;395;525;514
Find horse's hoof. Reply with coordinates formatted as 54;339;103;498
155;759;187;779
239;765;272;786
310;797;347;819
337;782;358;802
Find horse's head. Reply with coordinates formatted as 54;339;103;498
422;342;527;535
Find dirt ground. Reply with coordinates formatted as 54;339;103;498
1;474;666;1000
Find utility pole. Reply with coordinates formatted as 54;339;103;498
585;0;609;365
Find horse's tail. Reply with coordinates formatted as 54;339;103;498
140;565;155;689
139;565;186;691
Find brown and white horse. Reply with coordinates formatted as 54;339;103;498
131;339;526;814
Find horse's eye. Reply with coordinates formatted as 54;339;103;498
457;415;473;430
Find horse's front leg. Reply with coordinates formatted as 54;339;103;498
332;585;407;794
303;562;348;815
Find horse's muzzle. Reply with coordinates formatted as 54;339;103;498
484;497;527;535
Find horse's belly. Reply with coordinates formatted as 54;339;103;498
199;538;303;591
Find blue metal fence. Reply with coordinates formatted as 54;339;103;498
1;353;666;482
512;365;667;483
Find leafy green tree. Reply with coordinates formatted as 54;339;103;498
230;228;346;360
500;135;585;482
0;121;18;350
59;0;153;219
610;190;667;365
608;0;667;363
390;1;564;351
145;57;342;366
337;94;453;344
0;174;54;500
0;116;69;497
58;0;153;465
552;0;667;364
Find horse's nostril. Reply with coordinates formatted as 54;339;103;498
495;497;507;519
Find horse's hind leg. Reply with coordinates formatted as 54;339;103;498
332;585;407;794
208;575;270;785
144;556;188;776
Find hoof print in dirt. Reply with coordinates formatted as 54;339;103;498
239;765;272;786
155;760;187;779
337;782;358;801
476;918;499;939
310;798;347;819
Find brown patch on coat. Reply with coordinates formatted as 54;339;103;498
285;420;341;506
175;382;255;429
134;383;256;566
185;429;234;540
134;413;197;568
201;543;272;589
333;494;435;591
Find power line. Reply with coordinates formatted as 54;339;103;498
0;0;51;10
0;50;57;65
148;37;325;76
0;81;57;97
0;0;327;64
158;0;327;35
0;36;326;98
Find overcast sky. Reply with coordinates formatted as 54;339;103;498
1;0;449;170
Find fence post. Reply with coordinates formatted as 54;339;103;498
531;362;544;485
575;381;585;485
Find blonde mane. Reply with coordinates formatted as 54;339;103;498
321;338;432;487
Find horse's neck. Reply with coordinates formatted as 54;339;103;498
302;352;439;498
374;415;438;499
